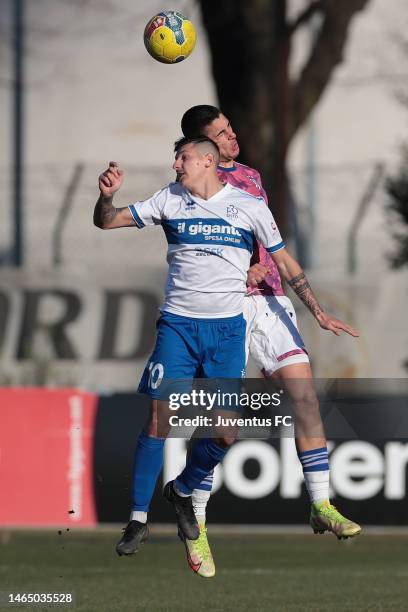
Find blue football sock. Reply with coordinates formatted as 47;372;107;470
175;438;227;495
131;431;165;512
298;446;329;472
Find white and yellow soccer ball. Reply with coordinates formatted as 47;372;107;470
143;11;196;64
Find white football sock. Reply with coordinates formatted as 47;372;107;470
130;510;147;523
304;470;330;503
192;488;211;521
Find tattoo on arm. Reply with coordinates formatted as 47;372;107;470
93;195;117;228
288;272;323;318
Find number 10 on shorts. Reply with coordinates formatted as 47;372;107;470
148;362;164;390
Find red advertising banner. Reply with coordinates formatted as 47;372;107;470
0;388;98;527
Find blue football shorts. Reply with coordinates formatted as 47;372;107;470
138;311;246;400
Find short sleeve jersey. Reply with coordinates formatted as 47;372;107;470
128;181;284;318
217;162;284;296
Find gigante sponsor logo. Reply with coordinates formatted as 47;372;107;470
164;438;408;501
177;221;241;236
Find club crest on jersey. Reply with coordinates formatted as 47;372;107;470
226;205;238;219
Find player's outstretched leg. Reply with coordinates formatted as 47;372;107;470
310;500;362;540
270;364;362;540
116;428;165;556
163;480;200;540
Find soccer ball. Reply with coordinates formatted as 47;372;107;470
143;11;196;64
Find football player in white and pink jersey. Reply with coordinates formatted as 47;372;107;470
179;105;362;575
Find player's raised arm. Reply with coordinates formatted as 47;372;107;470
94;161;136;229
270;248;359;338
251;200;359;337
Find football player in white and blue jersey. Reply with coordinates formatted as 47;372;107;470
94;136;355;573
95;136;285;557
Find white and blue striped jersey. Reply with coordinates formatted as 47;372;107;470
128;182;284;318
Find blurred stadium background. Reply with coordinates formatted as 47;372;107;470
1;1;408;610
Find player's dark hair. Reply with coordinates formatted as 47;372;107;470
174;135;220;164
181;105;221;138
174;135;219;153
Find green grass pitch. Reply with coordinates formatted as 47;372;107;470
1;530;407;611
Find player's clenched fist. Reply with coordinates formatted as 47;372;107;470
99;161;124;198
247;263;270;287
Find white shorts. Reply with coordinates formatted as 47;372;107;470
243;294;309;376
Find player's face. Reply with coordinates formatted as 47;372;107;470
205;114;240;162
173;143;207;190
